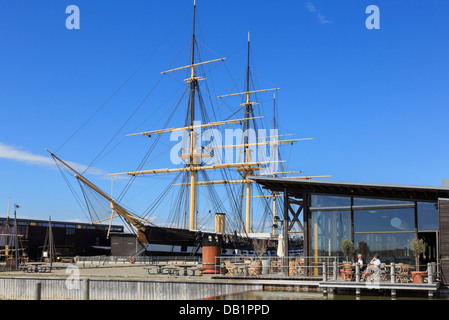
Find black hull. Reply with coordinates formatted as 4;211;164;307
141;225;301;256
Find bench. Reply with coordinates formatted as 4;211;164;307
19;265;51;273
37;266;51;273
163;267;180;276
179;265;200;276
188;267;199;276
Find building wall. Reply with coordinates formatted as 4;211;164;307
110;234;138;256
0;277;262;300
306;195;439;265
0;218;123;261
438;198;449;285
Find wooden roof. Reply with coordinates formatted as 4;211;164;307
249;176;449;202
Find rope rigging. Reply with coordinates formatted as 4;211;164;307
47;2;301;242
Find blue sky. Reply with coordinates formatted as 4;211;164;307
1;0;448;226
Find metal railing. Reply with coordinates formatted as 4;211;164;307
74;255;201;266
335;262;440;284
216;255;339;279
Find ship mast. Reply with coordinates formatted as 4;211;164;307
243;32;254;234
46;0;327;245
187;0;198;230
110;3;305;235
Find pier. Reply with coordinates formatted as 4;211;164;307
0;256;445;300
319;261;440;298
0;258;263;300
213;256;443;298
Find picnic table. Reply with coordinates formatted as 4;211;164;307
179;265;199;276
163;267;180;276
19;264;51;273
146;265;199;276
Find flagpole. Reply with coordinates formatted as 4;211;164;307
49;216;53;271
14;205;19;270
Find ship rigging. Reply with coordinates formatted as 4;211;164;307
47;1;327;256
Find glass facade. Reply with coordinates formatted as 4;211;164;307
354;233;414;264
311;210;351;257
418;202;438;231
354;208;415;233
309;195;439;264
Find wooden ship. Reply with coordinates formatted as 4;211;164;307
0;200;27;269
47;1;326;259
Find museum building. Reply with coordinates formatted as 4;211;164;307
251;177;449;284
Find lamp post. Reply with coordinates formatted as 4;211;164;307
13;204;21;270
282;188;289;275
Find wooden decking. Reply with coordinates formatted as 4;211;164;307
319;279;440;297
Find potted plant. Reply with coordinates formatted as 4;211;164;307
252;239;268;274
341;238;354;263
340;239;354;280
410;237;427;283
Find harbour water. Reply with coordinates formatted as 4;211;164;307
213;290;449;300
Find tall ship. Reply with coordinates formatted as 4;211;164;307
47;2;324;257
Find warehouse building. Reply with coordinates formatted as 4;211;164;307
0;217;124;261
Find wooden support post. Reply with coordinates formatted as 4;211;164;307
332;260;337;281
83;278;90;300
322;262;327;282
427;262;434;284
282;188;289;276
34;282;41;300
390;263;395;284
283;188;289;253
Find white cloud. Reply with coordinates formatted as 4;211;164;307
305;2;333;24
305;2;317;13
0;142;107;177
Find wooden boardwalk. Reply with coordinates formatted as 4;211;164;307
319;280;440;297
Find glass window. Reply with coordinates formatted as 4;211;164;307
311;195;351;208
354;208;415;232
354;233;414;264
311;210;351;258
309;194;436;265
353;198;413;206
418;202;438;231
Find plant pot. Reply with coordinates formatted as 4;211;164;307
411;271;426;284
261;259;269;275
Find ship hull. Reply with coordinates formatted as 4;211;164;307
141;225;301;257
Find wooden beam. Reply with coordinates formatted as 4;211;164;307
161;58;225;74
109;160;285;176
127;116;263;137
218;88;279;98
208;138;312;149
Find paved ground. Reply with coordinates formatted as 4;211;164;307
0;262;217;282
0;261;321;288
